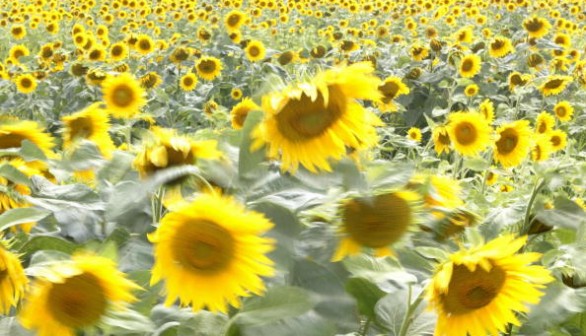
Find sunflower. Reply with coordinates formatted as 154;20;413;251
133;127;221;179
9;44;30;61
245;40;266;62
231;88;243;100
101;72;146;119
332;190;419;261
410;43;429;61
194;56;223;81
488;36;514;58
231;97;260;130
62;103;115;159
0;242;27;314
553;33;571;49
508;71;531;91
149;194;275;313
225;10;247;32
0;159;38;232
549;129;567;152
10;24;26;40
432;125;451;155
19;254;139;336
179;73;198;91
87;46;106;62
140;72;163;90
535;111;555;134
464;84;479;97
531;135;553;162
109;42;128;61
427;235;553;336
478;99;494;123
493;120;532;168
458;54;481;78
14;74;37;94
134;34;155;55
553;101;573;122
446;112;492;156
377;76;410;112
251;62;382;173
0;120;54;155
538;75;572;96
407;127;422;142
523;16;551;38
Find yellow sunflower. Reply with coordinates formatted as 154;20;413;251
19;254;139;336
14;74;37;94
245;40;266;62
9;44;30;61
535;111;555;134
427;235;553;336
101;72;146;119
493;120;532;168
538;75;572;96
0;242;27;314
464;84;479;97
149;194;275;313
523;16;551;38
377;76;410;112
446;112;492;157
489;36;514;58
251;62;382;173
432;125;451;155
531;135;553;162
62;103;115;159
410;43;429;61
458;54;481;78
134;34;155;55
10;24;26;40
139;72;162;90
231;97;260;129
109;42;128;62
0;120;54;155
549;129;567;152
478;99;494;123
194;56;223;81
407;127;422;142
0;158;41;233
553;100;573;122
133;127;221;179
231;88;243;100
508;72;531;91
179;73;198;91
332;190;419;261
225;10;247;32
553;33;571;49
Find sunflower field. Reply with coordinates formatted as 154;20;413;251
1;0;586;335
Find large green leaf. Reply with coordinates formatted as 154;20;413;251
0;207;52;232
345;277;386;318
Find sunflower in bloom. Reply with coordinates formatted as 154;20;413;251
134;34;155;55
194;56;223;81
493;120;532;168
410;43;429;61
179;73;198;91
101;72;146;119
535;111;555;134
11;24;26;40
478;99;494;124
332;190;419;261
531;135;553;162
19;254;139;336
0;242;27;314
9;44;30;62
508;72;531;91
149;194;275;313
432;125;451;155
377;76;410;112
0;159;41;233
231;88;243;100
0;120;54;155
464;84;479;97
549;129;567;152
109;42;128;62
251;62;382;173
538;75;572;96
553;101;573;122
488;36;514;58
62;103;115;159
224;10;247;32
245;40;266;62
458;54;481;78
427;235;553;336
523;16;551;38
231;97;260;129
446;112;492;157
407;127;422;142
14;74;37;94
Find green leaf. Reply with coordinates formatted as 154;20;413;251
535;197;586;230
100;309;156;334
463;157;490;171
19;236;78;257
343;255;417;291
415;246;449;262
0;207;52;232
375;287;436;336
0;317;32;336
0;163;31;186
177;311;229;336
20;140;47;162
97;150;137;185
345;277;386;318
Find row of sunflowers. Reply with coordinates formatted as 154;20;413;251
0;0;585;335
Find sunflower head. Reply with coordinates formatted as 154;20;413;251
523;16;551;38
245;40;266;62
194;56;223;81
14;74;37;94
458;54;481;78
478;99;494;123
101;72;146;119
134;34;154;55
489;36;514;58
464;84;479;97
446;112;492;157
407;127;422;142
0;120;54;155
377;76;410;112
538;75;572;96
62;103;114;158
432;125;451;155
493;120;532;168
553;101;574;122
109;42;128;61
0;244;28;314
179;73;198;91
549;129;567;152
531;135;553;162
231;97;260;130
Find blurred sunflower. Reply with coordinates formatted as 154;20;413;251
535;111;555;134
179;73;198;91
0;242;27;314
251;62;382;173
19;254;139;336
407;127;422;142
508;72;531;91
538;75;572;96
553;33;571;49
245;40;266;62
523;16;551;38
135;34;155;55
432;125;451;155
230;88;243;100
553;101;573;122
478;99;494;123
464;84;479;97
410;43;429;61
101;73;146;119
458;54;481;78
531;135;553;162
194;56;223;81
549;129;567;152
62;103;115;158
427;235;553;336
488;36;514;58
14;74;37;94
231;97;260;130
225;10;247;32
9;45;30;62
493;120;532;168
109;42;128;61
446;112;492;156
332;190;419;261
0;120;54;155
149;194;275;313
377;76;410;112
10;24;26;40
140;72;163;90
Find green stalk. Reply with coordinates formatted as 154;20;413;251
398;286;425;336
521;178;545;235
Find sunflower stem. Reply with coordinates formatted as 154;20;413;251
398;285;425;336
521;178;545;235
358;316;372;336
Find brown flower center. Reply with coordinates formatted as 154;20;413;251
496;128;519;154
